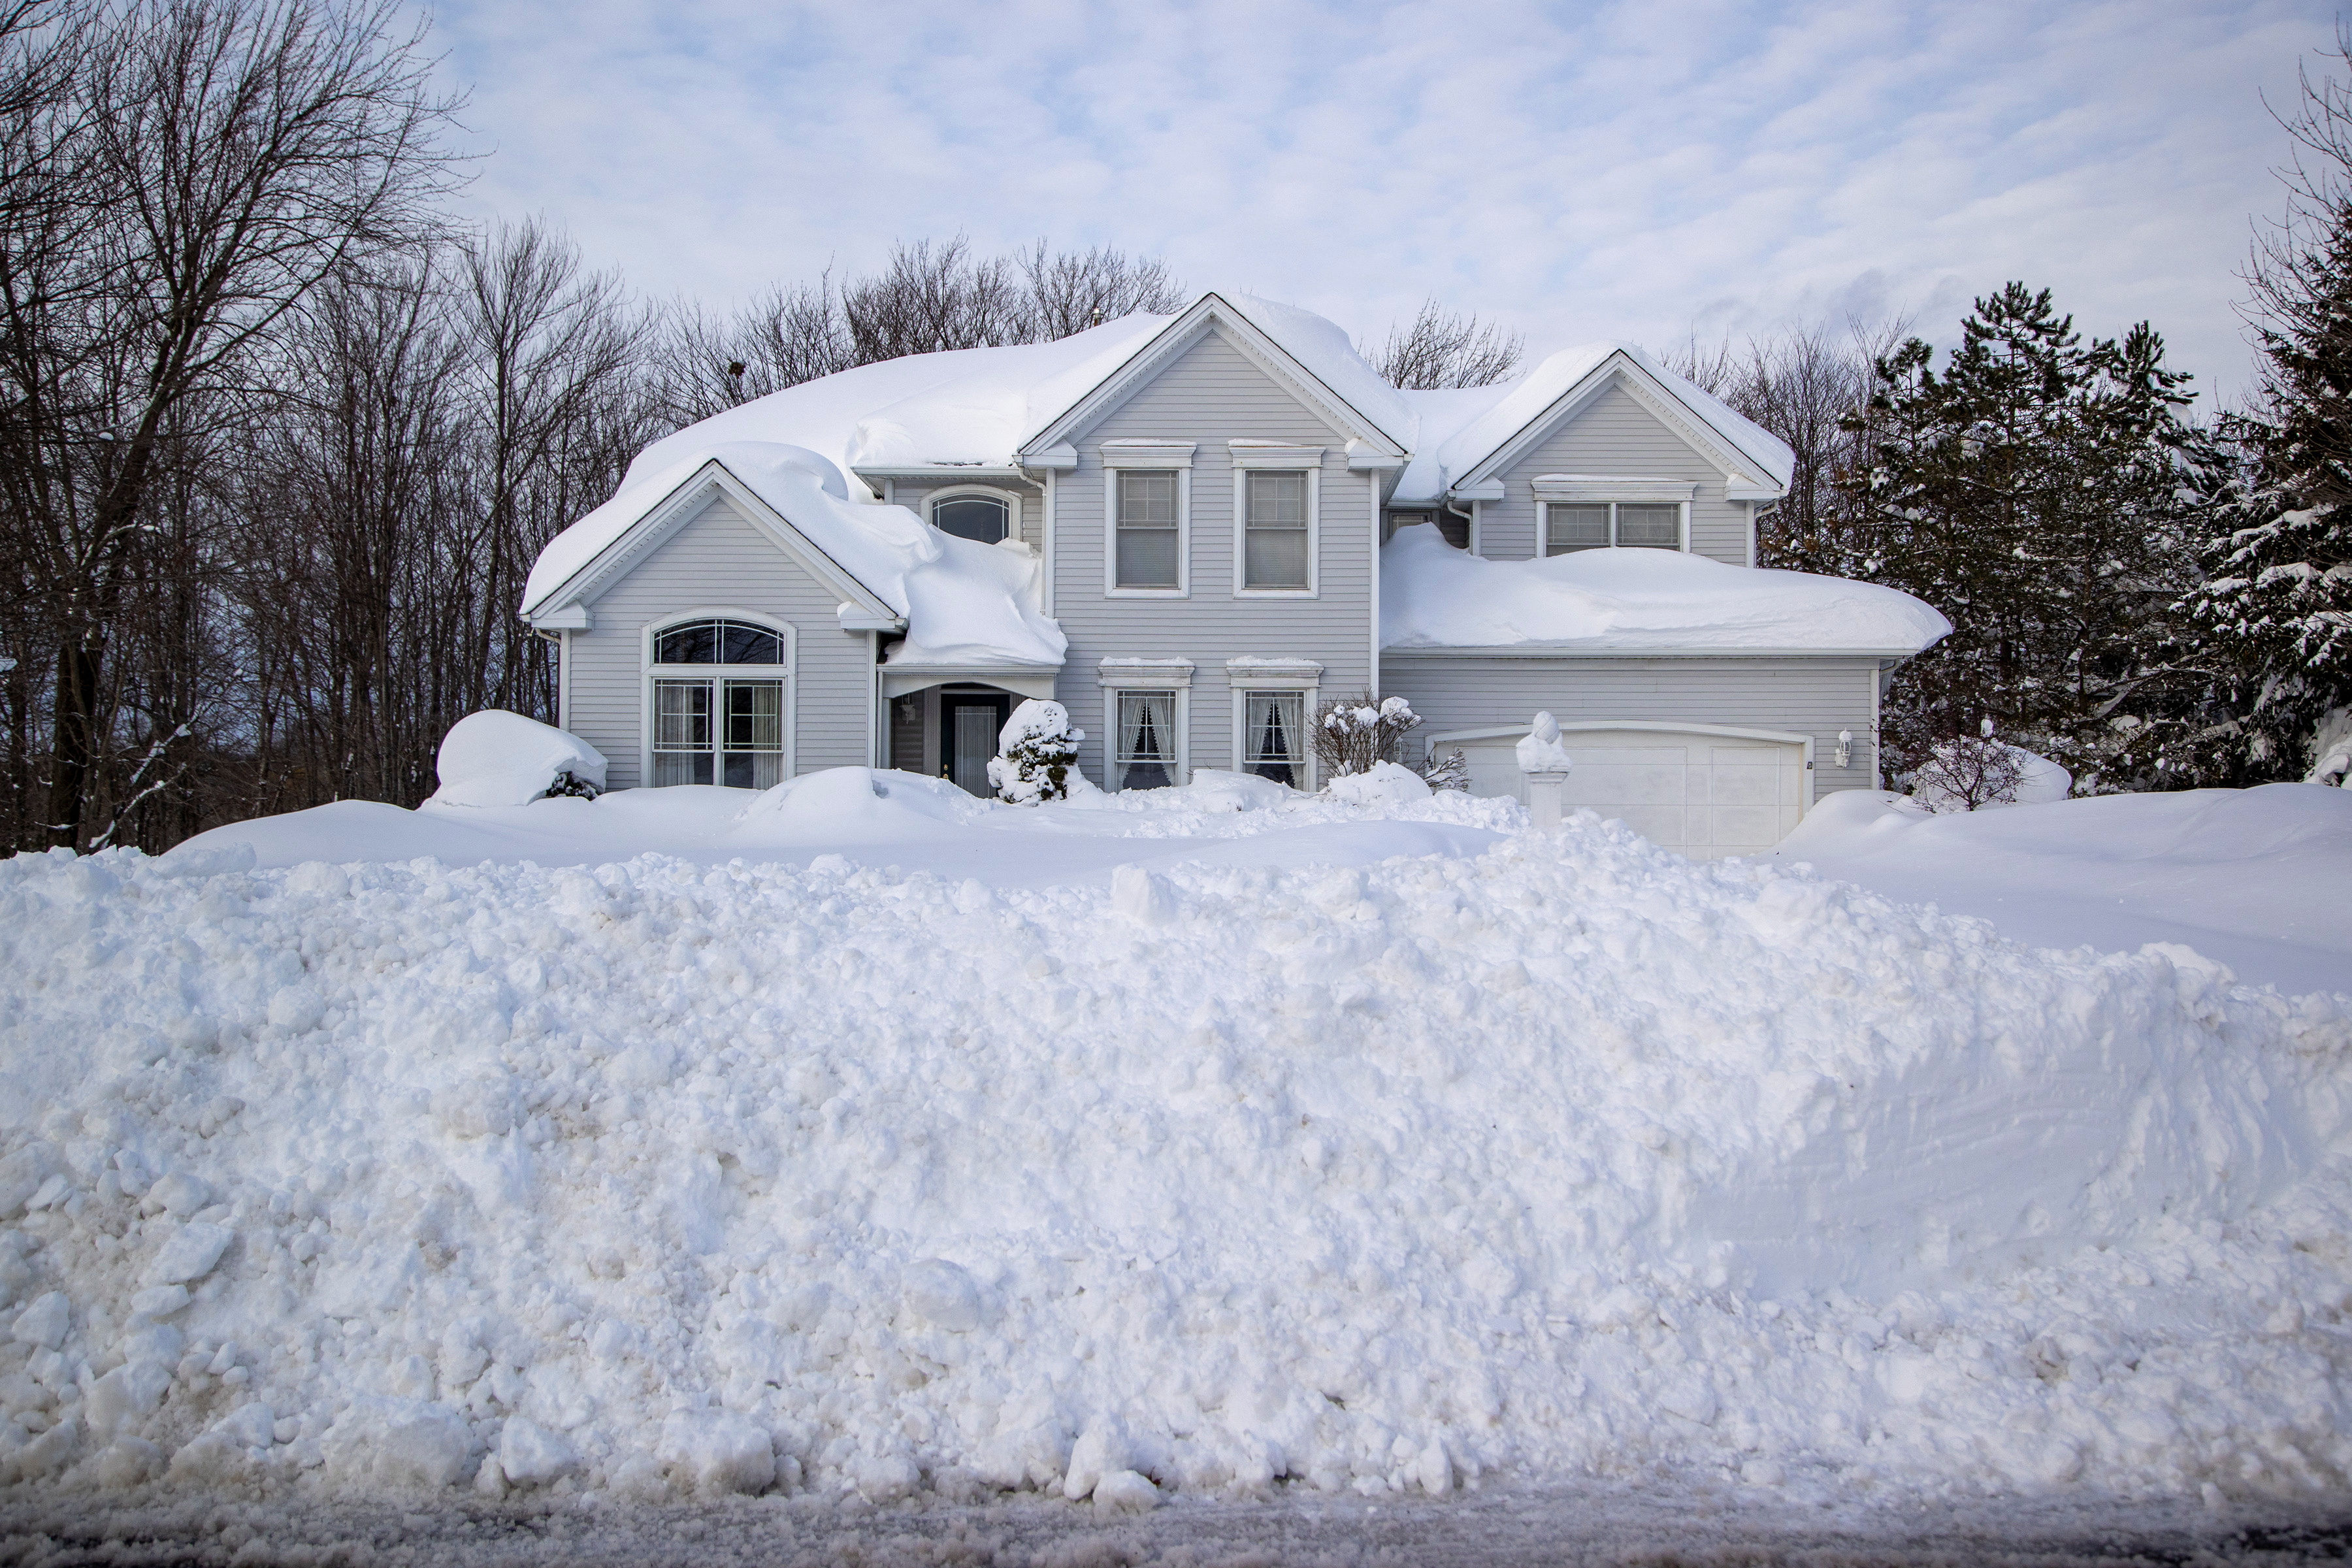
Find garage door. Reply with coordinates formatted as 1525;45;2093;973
1443;724;1810;860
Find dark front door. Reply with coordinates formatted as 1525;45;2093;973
942;694;1010;797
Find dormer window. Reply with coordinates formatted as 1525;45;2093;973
932;493;1009;544
1529;478;1695;555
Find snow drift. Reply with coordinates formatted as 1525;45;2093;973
1379;525;1951;653
3;801;2350;1505
427;712;608;809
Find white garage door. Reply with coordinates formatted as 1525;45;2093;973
1444;724;1810;860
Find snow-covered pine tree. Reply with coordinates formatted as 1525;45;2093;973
1837;284;2206;789
2176;37;2352;783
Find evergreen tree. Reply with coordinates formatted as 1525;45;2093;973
2178;37;2352;783
1840;284;2205;789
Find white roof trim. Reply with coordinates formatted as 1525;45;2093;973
1021;293;1409;461
1383;644;1928;660
527;460;899;625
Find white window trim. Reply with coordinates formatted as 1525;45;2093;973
1098;659;1192;790
1230;452;1322;598
1538;498;1691;555
1102;447;1193;598
640;609;796;788
926;484;1022;547
1226;657;1321;791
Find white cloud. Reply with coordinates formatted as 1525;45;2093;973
425;0;2336;402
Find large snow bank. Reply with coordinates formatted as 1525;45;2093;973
426;713;607;809
4;803;2350;1505
1380;525;1952;653
1775;783;2352;996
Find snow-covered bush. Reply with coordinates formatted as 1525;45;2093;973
428;711;608;808
1422;747;1469;791
1908;721;2068;813
1313;693;1421;778
987;699;1084;805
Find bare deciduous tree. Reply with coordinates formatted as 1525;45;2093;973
1370;297;1524;389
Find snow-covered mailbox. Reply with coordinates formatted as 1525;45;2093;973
1516;711;1574;831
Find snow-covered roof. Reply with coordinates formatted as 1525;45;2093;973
523;295;1807;664
1380;525;1950;655
1388;343;1798;504
523;442;1064;668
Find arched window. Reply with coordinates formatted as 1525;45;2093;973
932;493;1011;544
654;618;783;666
649;617;787;789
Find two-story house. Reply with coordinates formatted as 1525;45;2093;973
519;291;1947;859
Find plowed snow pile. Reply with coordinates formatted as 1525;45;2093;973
3;795;2351;1511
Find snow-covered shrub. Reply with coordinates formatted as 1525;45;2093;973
1312;693;1422;778
1422;747;1469;791
1908;721;2069;813
429;711;608;808
987;699;1085;805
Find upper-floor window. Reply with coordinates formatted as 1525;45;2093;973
1241;472;1310;591
1543;502;1684;555
932;493;1009;544
1115;470;1181;589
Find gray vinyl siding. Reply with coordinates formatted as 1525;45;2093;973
887;479;1043;551
1477;382;1752;566
1053;324;1377;785
565;492;874;789
1385;654;1885;795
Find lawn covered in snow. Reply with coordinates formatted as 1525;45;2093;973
1;770;2349;1517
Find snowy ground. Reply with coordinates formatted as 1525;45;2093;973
3;771;2350;1556
1772;783;2351;997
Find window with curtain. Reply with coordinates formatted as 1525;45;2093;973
1543;502;1682;554
1243;470;1309;590
654;678;783;788
1242;691;1305;787
933;495;1009;544
1114;690;1177;790
1115;470;1181;589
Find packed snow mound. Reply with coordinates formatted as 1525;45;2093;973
426;712;607;809
3;817;2350;1505
1323;762;1430;809
1380;525;1952;653
1774;783;2352;996
734;768;975;841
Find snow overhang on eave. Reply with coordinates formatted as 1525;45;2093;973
880;662;1062;701
1381;644;1933;660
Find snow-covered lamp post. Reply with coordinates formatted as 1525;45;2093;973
1516;711;1574;832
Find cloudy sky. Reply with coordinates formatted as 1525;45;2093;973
421;0;2333;405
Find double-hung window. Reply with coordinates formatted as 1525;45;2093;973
1541;499;1686;554
649;617;787;788
1241;472;1310;590
1113;690;1179;791
1114;471;1181;589
1240;690;1305;787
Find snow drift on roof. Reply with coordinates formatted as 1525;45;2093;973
1411;344;1797;502
1380;524;1949;654
523;442;1063;667
1214;292;1417;449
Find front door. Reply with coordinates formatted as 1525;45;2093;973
942;694;1009;796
